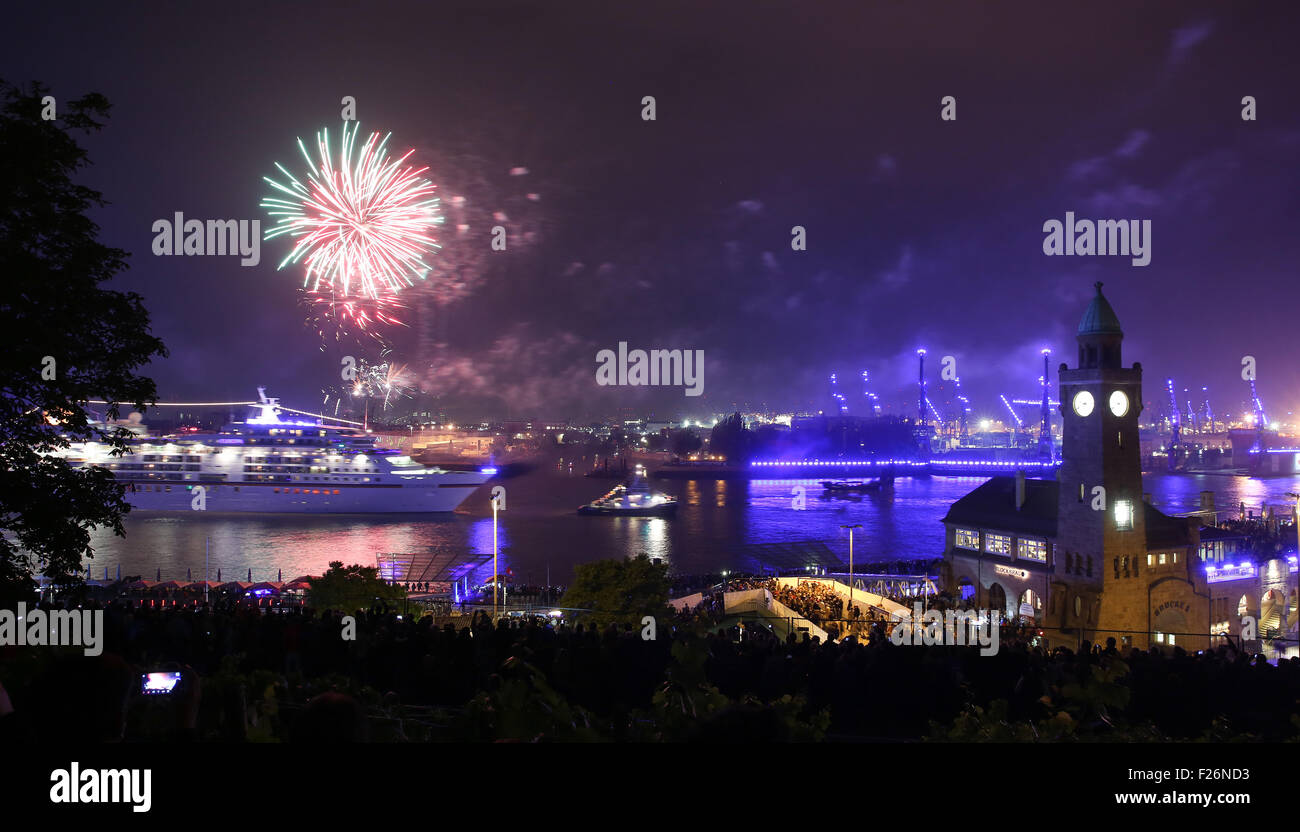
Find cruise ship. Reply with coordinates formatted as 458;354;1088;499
64;390;495;514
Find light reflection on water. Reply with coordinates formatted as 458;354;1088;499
85;469;1300;584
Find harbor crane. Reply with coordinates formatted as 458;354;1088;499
1165;378;1181;470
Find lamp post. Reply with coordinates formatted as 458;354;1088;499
841;524;862;628
493;498;500;620
1287;492;1299;553
490;485;507;621
1287;492;1299;655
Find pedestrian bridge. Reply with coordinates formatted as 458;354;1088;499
670;577;914;643
775;576;912;619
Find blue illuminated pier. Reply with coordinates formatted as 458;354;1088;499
749;458;1062;477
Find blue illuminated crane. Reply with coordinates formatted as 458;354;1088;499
1248;372;1268;452
861;370;881;416
916;349;927;426
1250;378;1267;431
829;373;848;415
1165;377;1181;470
1038;349;1053;460
953;375;971;438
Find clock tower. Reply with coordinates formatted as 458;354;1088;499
941;283;1206;650
1056;283;1146;595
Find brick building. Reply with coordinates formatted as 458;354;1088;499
940;283;1210;651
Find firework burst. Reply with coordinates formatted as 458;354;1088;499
323;352;418;414
303;291;407;347
262;122;442;329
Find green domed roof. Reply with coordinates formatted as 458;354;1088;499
1077;282;1123;336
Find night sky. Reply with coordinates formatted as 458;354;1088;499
5;1;1299;422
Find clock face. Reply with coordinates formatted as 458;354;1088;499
1109;390;1130;417
1072;390;1095;417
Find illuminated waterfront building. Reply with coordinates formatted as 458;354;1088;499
940;284;1214;650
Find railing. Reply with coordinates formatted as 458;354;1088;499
777;576;912;619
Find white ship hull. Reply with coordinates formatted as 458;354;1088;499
67;389;496;515
122;475;488;514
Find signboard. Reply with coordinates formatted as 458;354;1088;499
1019;602;1035;619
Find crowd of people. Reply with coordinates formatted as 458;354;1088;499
2;595;1297;742
680;576;907;642
1210;515;1298;561
769;580;843;624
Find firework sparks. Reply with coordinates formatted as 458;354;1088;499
262;122;442;328
349;355;417;411
303;292;407;346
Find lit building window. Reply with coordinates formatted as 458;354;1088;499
985;533;1012;556
955;529;979;550
1018;538;1047;562
1114;499;1134;531
1159;552;1167;565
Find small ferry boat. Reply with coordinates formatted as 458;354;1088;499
819;479;881;494
578;466;678;516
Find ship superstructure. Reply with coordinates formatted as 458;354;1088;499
63;389;494;513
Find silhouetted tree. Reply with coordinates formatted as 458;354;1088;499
708;412;754;463
559;555;671;625
0;81;167;600
306;561;407;613
669;429;702;457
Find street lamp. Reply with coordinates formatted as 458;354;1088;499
841;524;862;630
1290;492;1300;657
490;486;506;620
493;501;500;619
1287;492;1299;553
